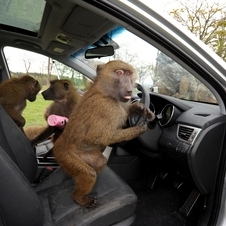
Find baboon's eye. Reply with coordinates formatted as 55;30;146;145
125;70;132;76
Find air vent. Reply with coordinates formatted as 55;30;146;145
177;124;201;145
178;126;193;141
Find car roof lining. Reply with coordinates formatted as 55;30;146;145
0;0;118;61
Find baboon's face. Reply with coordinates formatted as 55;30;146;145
97;60;137;103
42;80;71;101
26;77;41;102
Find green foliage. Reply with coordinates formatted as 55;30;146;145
23;92;52;128
169;0;226;61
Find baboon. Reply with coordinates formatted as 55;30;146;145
53;60;155;208
30;79;81;153
25;125;47;140
0;75;41;132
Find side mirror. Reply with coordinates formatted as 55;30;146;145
85;46;114;59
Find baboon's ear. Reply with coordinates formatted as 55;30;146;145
64;82;69;90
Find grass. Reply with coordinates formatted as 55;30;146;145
23;93;52;128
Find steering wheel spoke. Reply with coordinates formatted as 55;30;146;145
129;83;150;126
129;83;162;156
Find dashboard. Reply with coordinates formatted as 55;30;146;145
137;92;226;195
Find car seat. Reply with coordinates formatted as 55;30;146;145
0;105;137;226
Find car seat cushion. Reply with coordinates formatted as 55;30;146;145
36;167;137;226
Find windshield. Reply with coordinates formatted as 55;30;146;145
74;27;217;104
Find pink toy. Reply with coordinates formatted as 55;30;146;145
47;114;69;127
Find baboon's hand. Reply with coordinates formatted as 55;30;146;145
136;121;148;133
135;103;155;121
144;107;155;121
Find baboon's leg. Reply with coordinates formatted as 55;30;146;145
55;152;98;207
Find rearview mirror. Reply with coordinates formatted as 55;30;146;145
85;46;114;59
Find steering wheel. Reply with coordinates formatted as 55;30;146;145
129;83;150;126
129;83;162;158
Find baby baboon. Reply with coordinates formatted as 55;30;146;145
0;75;41;132
53;60;155;208
30;79;81;150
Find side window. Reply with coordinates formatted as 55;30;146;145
3;47;89;90
73;28;217;104
153;51;217;103
3;46;90;127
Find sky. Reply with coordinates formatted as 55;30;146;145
4;47;51;74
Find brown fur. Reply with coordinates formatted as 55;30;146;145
30;79;81;152
25;125;47;140
53;60;155;207
0;75;41;132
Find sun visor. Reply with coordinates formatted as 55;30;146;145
63;6;115;38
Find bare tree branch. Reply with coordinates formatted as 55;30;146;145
169;0;226;61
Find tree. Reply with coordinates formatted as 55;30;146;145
113;42;156;86
47;57;54;82
53;61;90;90
169;0;226;61
22;55;32;73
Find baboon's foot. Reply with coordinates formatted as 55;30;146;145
73;193;99;208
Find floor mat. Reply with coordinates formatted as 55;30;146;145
131;174;199;226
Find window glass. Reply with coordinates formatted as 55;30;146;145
3;47;90;127
4;47;89;90
74;28;217;104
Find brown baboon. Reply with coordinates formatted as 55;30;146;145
0;75;41;132
53;60;155;208
29;79;81;152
